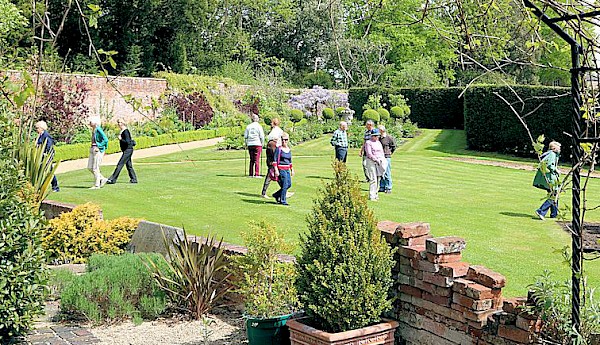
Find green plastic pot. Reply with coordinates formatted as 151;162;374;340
246;313;293;345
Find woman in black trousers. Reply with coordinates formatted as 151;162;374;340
107;119;138;184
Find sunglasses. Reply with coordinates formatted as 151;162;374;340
282;138;289;141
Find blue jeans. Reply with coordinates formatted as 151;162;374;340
335;146;347;163
537;198;559;218
273;170;292;205
379;158;392;191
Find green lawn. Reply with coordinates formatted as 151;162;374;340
51;129;600;297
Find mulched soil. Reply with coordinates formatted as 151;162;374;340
558;221;600;252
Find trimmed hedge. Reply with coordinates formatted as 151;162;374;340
348;87;464;128
464;85;570;157
55;127;236;161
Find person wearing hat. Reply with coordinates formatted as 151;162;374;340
533;141;561;219
359;120;375;182
364;128;387;201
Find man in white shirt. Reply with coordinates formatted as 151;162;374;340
244;114;265;177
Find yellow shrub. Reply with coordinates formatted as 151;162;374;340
44;203;141;263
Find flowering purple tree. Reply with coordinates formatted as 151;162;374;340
289;86;348;119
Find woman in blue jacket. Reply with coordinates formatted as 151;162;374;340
35;121;59;192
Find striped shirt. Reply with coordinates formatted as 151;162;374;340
330;129;348;148
273;147;293;170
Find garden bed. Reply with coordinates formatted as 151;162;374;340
559;221;600;252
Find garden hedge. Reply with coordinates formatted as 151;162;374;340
348;87;464;129
464;85;570;157
55;127;236;161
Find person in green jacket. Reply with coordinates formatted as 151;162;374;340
533;141;561;220
88;116;109;189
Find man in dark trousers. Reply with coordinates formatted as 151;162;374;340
107;119;138;184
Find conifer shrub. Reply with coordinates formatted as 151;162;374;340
362;109;380;123
296;162;393;333
322;107;335;120
0;106;47;342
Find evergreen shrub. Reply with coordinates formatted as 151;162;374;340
464;85;570;157
59;253;168;324
377;108;390;122
290;109;304;123
362;109;380;123
322;107;335;120
43;203;141;263
0;106;47;341
296;162;393;333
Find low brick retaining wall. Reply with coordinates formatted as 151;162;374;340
378;221;542;345
41;200;103;220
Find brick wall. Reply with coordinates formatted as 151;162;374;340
378;221;542;345
5;71;167;123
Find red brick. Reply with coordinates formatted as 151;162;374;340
426;236;466;254
503;297;527;314
412;258;440;273
397;222;431;239
423;272;453;287
516;315;542;333
468;324;485;337
399;235;432;246
497;324;534;343
465;282;498;300
423;291;451;306
378;220;402;243
466;265;507;288
453;293;494;311
399;264;416;277
412;297;467;323
426;252;462;263
463;309;498;323
439;262;470;278
400;284;423;298
452;278;475;295
398;245;425;259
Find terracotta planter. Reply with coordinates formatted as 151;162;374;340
287;318;399;345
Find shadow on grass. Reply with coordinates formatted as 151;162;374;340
235;192;262;198
62;185;91;189
216;174;246;178
499;211;537;219
304;175;333;180
241;199;277;205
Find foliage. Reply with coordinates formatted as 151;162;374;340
527;270;600;344
167;92;214;129
55;127;236;161
145;229;232;319
0;0;28;68
349;87;464;129
335;107;346;117
15;140;58;204
363;94;383;111
0;104;47;342
43;203;141;263
302;70;334;89
37;76;90;143
289;86;348;118
389;94;411;121
362;109;380;123
296;162;393;333
59;253;168;324
387;58;444;88
290;109;304;123
322;107;335;120
377;108;390;122
233;221;298;318
464;85;571;157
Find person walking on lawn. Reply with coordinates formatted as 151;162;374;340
268;117;284;147
88;116;109;189
533;141;561;220
272;132;294;206
330;121;349;162
106;119;138;184
261;139;278;198
244;114;265;177
378;125;396;194
35;120;60;192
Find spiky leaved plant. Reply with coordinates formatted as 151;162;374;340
296;161;393;333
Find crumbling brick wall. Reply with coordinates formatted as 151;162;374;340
378;221;542;345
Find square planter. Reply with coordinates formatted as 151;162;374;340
287;318;399;345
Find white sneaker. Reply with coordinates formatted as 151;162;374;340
535;211;545;220
261;194;270;199
89;186;100;190
100;178;108;187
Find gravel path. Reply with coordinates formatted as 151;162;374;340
55;137;224;174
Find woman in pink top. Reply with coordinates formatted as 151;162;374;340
364;128;388;201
